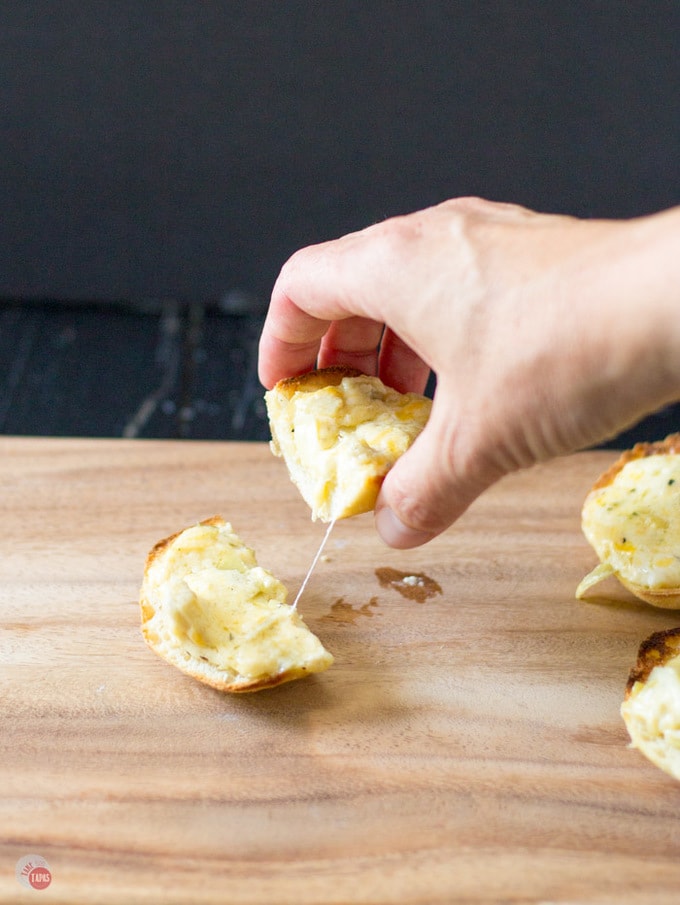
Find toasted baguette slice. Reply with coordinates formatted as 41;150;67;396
264;367;432;522
140;517;333;692
577;434;680;609
621;627;680;781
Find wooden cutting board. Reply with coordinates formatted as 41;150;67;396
1;436;680;904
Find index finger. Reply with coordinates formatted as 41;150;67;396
257;288;330;388
258;235;374;388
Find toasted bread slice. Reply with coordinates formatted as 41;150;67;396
621;627;680;780
264;367;432;522
577;434;680;609
140;517;333;692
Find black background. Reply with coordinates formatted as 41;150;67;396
2;1;679;305
0;2;678;444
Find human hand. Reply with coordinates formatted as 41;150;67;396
258;197;680;547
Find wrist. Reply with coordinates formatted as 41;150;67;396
538;206;680;448
622;207;680;398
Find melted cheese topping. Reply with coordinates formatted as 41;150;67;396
144;522;333;681
582;455;680;589
622;657;680;780
269;375;431;521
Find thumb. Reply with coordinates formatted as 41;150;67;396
374;392;500;548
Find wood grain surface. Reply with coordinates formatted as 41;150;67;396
1;437;680;904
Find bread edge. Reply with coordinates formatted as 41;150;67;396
625;627;680;698
270;366;367;398
590;433;680;492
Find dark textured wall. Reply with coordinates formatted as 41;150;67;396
1;2;679;305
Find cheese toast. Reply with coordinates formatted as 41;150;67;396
577;434;680;609
140;517;333;692
621;627;680;781
264;367;432;522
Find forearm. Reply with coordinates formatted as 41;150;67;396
565;206;680;443
620;206;680;394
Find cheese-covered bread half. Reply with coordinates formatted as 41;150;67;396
576;434;680;609
264;367;432;522
621;628;680;781
140;517;333;692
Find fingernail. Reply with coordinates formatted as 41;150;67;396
374;506;435;549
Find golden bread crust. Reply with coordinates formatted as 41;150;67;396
616;579;680;610
272;366;365;397
625;627;680;697
591;433;680;491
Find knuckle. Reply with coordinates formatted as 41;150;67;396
393;493;443;535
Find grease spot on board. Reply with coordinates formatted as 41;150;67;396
323;596;380;624
375;567;442;603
